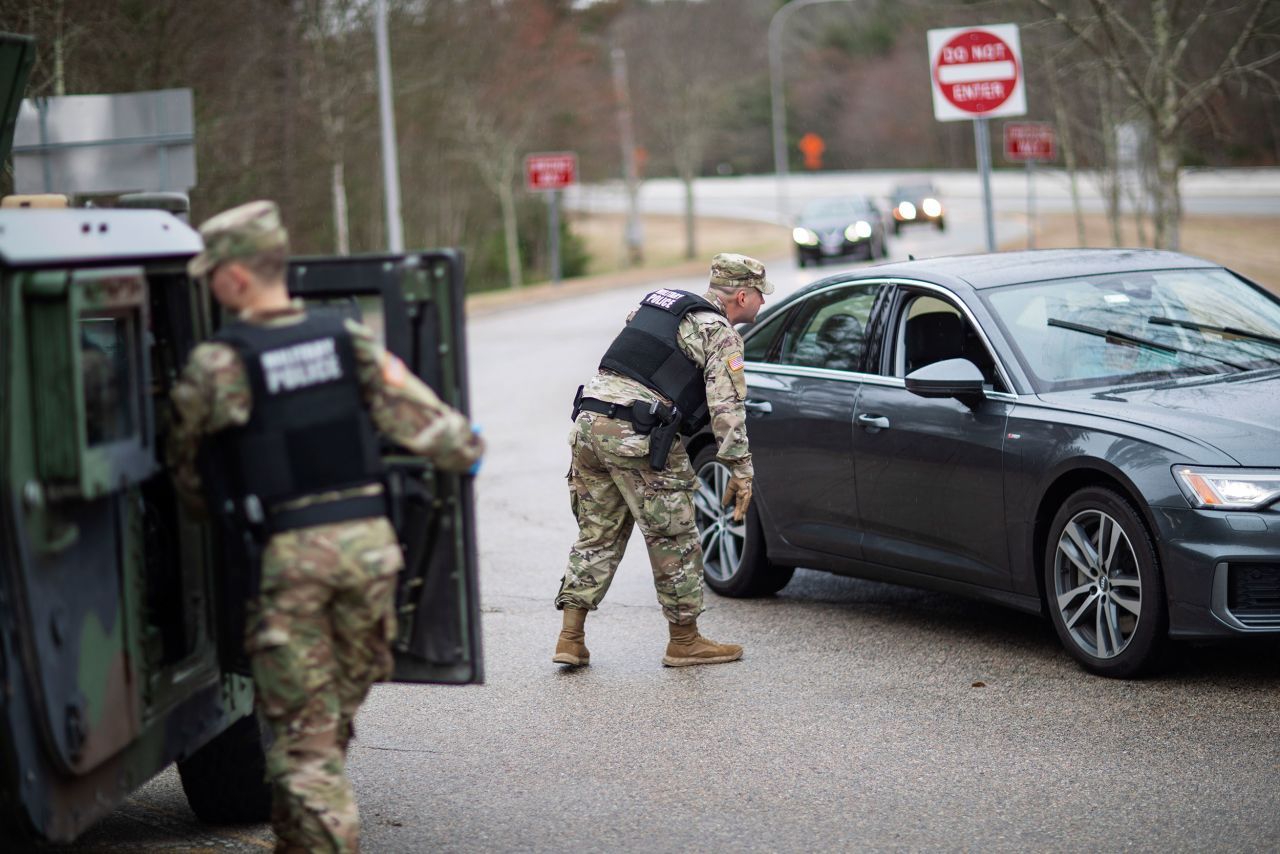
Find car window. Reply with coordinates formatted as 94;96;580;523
743;309;789;362
772;283;882;372
893;292;1009;392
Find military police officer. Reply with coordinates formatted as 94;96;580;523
554;253;771;667
168;200;483;853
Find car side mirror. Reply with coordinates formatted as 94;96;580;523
905;358;987;407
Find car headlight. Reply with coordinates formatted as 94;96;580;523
1175;467;1280;510
897;201;916;219
793;227;818;246
922;198;942;217
845;221;872;241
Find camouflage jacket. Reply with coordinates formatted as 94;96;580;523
168;300;483;513
584;288;752;480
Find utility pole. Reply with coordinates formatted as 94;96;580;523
611;47;643;267
769;0;853;223
374;0;404;252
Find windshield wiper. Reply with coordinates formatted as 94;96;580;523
1046;318;1249;371
1147;316;1280;350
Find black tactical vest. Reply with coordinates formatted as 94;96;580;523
202;310;386;533
598;288;721;434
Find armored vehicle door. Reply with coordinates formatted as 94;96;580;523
0;33;33;163
286;251;482;685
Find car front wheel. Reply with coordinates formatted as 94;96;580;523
692;446;794;597
1043;486;1166;678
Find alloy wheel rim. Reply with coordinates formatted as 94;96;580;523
1052;509;1143;659
693;460;747;583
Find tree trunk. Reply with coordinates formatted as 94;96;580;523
1051;93;1086;245
331;160;349;255
1149;0;1181;250
52;0;66;96
1153;129;1182;249
498;179;523;288
1099;77;1123;247
1044;51;1086;245
680;165;695;261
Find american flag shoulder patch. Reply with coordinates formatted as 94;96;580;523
727;353;745;372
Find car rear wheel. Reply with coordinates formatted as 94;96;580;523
1043;487;1166;678
692;446;794;597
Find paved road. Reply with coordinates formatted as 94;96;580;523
568;168;1280;223
569;167;1280;260
70;252;1280;852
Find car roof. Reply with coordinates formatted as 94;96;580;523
822;248;1221;292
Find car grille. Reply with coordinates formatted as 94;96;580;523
1227;563;1280;628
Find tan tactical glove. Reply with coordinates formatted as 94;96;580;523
723;476;753;523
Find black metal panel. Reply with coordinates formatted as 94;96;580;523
286;250;482;686
1228;563;1280;627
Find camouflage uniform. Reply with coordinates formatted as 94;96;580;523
169;201;482;854
555;255;769;625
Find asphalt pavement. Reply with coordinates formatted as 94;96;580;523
69;249;1280;853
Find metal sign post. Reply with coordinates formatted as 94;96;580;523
1003;122;1056;249
928;24;1027;253
974;118;996;253
524;151;578;285
374;0;404;253
547;189;561;284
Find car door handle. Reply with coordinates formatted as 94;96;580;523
857;413;890;431
744;400;773;414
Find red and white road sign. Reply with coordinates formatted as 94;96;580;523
1004;122;1056;161
524;151;577;191
927;24;1026;122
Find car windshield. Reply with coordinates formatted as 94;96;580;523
802;198;869;219
983;268;1280;392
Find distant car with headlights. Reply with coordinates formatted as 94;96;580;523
792;196;888;267
687;248;1280;678
890;182;945;234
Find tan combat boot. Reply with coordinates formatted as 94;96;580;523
662;620;743;667
552;607;590;666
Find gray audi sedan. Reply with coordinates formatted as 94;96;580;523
687;249;1280;678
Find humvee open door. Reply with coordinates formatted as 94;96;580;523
286;252;483;685
0;31;481;842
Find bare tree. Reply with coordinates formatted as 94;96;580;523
434;0;590;288
1033;0;1280;249
618;0;765;260
299;0;366;254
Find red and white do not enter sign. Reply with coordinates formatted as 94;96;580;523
927;23;1027;122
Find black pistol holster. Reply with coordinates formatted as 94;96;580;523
571;388;681;471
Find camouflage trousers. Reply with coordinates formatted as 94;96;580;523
555;411;704;625
248;517;403;854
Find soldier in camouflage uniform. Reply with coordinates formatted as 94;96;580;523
168;201;483;854
554;253;771;667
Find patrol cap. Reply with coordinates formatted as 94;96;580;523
188;199;289;278
709;252;774;295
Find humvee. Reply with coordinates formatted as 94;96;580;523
0;33;482;843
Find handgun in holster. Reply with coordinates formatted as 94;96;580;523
641;401;681;471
